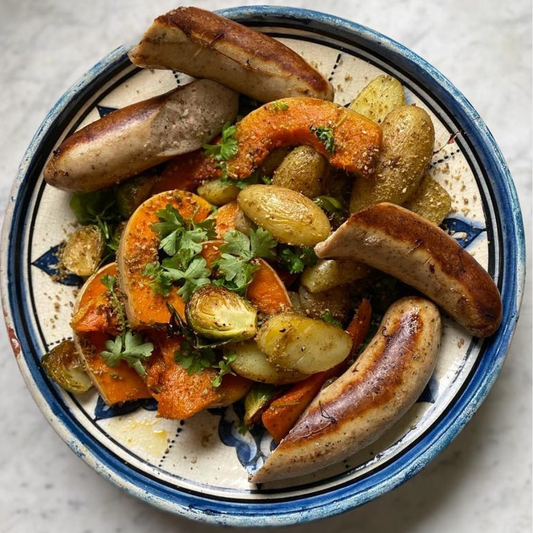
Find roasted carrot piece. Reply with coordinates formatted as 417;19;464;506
227;97;381;180
246;258;292;315
261;299;373;443
146;334;251;419
117;190;212;329
212;200;241;238
346;298;373;357
200;239;224;269
261;367;339;444
151;146;220;194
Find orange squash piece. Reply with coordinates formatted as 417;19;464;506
151;147;221;194
72;263;151;405
117;190;212;329
211;200;241;238
227;97;382;180
146;334;252;419
246;259;292;315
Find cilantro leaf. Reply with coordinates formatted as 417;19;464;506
321;311;343;329
143;262;173;296
214;254;259;294
203;122;239;162
220;229;252;259
174;340;217;376
278;246;318;274
250;227;277;260
101;331;154;377
163;257;211;301
310;125;336;154
211;353;237;387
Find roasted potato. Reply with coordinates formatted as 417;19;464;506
237;185;331;246
349;75;405;124
300;258;370;293
349;105;435;213
298;284;352;324
403;174;452;225
197;178;240;206
228;340;308;385
256;312;352;374
272;145;328;198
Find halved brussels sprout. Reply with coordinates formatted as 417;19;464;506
41;339;93;394
244;382;279;426
116;173;156;218
186;285;257;341
61;225;105;277
256;312;353;375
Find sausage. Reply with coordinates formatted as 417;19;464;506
128;7;334;103
251;296;441;483
43;79;239;193
314;202;502;338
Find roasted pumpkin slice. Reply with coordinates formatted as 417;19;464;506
117;190;212;329
72;263;152;405
146;334;252;420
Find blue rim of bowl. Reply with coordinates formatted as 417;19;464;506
1;6;525;527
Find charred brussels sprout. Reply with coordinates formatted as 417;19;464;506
61;224;105;277
41;339;92;393
185;285;257;342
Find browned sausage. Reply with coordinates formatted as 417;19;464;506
43;79;239;193
251;296;441;483
314;202;502;337
128;7;334;103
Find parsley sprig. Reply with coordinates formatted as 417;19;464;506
143;204;216;300
99;274;154;376
203;122;239;182
277;245;318;274
213;228;277;294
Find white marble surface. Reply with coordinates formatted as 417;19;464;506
0;0;531;531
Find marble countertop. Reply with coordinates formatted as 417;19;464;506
0;0;530;532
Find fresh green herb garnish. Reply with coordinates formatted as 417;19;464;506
100;331;154;377
203;122;239;162
213;228;277;293
310;125;336;154
271;100;289;112
162;256;211;301
211;353;237;387
277;245;318;274
70;189;122;262
99;274;153;376
145;204;215;299
320;311;343;329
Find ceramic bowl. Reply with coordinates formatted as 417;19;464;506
1;6;525;527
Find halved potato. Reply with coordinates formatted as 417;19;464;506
227;340;308;385
349;74;405;124
256;313;352;374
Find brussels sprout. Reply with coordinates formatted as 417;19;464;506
116;173;156;218
244;383;279;426
186;285;257;341
41;340;93;394
61;225;105;277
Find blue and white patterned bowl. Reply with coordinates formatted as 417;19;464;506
1;6;525;527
